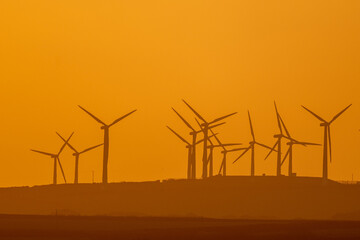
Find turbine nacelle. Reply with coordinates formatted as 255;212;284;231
320;122;329;127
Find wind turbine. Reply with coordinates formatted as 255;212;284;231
167;126;217;179
78;106;136;184
233;111;274;176
182;100;237;178
206;138;243;177
57;132;103;184
264;102;290;176
265;102;296;176
302;104;352;180
31;132;73;185
194;118;230;177
278;115;321;176
171;108;225;179
210;129;243;176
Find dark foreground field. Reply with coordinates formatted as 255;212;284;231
1;214;360;240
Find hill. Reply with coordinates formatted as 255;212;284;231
1;176;360;220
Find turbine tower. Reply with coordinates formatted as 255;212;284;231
265;102;294;176
31;132;73;185
233;111;273;176
278;115;320;176
182;99;237;178
302;104;352;180
57;132;103;184
78;106;137;184
172;108;198;179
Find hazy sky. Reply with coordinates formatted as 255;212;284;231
0;0;359;187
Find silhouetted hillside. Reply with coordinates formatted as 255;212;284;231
1;176;359;220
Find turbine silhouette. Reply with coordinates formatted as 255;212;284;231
233;111;274;176
183;100;237;178
31;132;73;185
264;102;289;176
167;125;217;179
302;104;352;180
278;115;321;176
194;118;232;177
57;132;103;184
210;131;243;177
171;108;225;179
78;105;136;184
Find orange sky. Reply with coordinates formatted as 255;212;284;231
0;0;359;187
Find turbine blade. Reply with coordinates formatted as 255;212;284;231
172;108;195;131
57;157;67;183
109;109;137;128
78;105;106;125
210;129;226;151
295;141;321;146
182;100;206;123
209;112;237;125
279;115;291;138
218;160;224;175
255;142;274;151
79;143;104;154
56;132;78;153
329;104;352;124
264;141;278;160
328;126;332;163
58;132;74;155
282;135;302;144
301;105;326;122
274;102;283;134
248;111;255;141
281;147;291;166
31;149;55;157
196;138;204;145
167;126;190;145
195;118;203;130
233;147;251;164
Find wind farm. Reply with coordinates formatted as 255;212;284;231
2;0;360;239
14;99;356;223
13;88;358;240
25;100;355;186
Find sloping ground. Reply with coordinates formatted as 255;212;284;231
0;176;359;220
